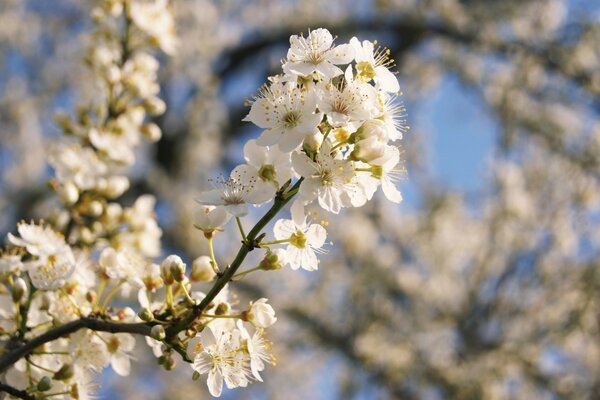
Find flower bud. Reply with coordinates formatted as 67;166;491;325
160;255;185;284
303;130;323;152
171;262;186;283
11;277;28;303
352;119;390;162
138;308;154;322
192;371;201;381
151;325;166;341
164;355;176;371
105;176;130;198
242;298;277;328
259;249;286;271
141;123;162;142
54;364;74;381
143;96;167;116
214;302;230;316
37;376;53;392
87;200;104;217
190;256;216;282
86;290;97;304
59;181;79;205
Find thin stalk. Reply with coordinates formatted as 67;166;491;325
236;217;247;243
260;238;291;246
207;236;220;274
100;280;125;310
232;266;263;280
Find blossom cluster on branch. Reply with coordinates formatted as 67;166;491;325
0;2;406;399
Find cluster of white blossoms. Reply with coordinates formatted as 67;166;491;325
0;17;406;400
196;28;407;270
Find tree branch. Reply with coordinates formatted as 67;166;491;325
0;382;36;400
166;179;302;337
0;318;154;374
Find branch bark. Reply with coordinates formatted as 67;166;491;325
0;318;153;374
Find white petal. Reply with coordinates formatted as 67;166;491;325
111;353;131;376
286;61;317;77
300;249;318;271
273;219;296;240
327;43;354;65
291;152;317;178
278;130;306;152
225;203;248;217
243;139;267;166
315;62;343;80
256;129;281;147
207;369;224;397
306;224;327;248
382;177;403;203
375;66;400;93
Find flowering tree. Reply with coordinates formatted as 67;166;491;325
0;1;407;398
1;0;600;399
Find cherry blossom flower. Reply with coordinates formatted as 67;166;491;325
191;329;251;397
292;142;367;213
237;321;275;382
231;140;294;203
243;82;322;152
316;67;377;127
273;207;327;271
193;205;231;233
243;298;277;328
8;222;76;290
350;37;399;93
196;175;266;217
283;28;354;79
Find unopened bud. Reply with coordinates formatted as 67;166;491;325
164;355;176;371
150;325;166;341
141;123;162;142
105;176;129;198
185;328;197;338
303;130;323;152
143;97;167;116
87;200;103;217
59;181;79;205
37;376;53;392
138;308;154;322
85;290;97;304
192;371;201;381
11;277;28;303
214;303;230;316
160;255;185;284
54;364;75;381
171;263;186;283
190;256;216;282
259;249;286;271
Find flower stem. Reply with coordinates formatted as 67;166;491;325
260;238;291;246
179;283;196;305
207;236;220;274
236;216;247;243
201;314;242;319
232;266;263;280
100;280;125;310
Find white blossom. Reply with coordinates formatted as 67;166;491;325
283;28;354;79
243;82;322;152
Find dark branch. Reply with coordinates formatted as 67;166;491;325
0;382;36;400
0;318;153;374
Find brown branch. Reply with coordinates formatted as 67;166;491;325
0;318;154;374
0;382;35;400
